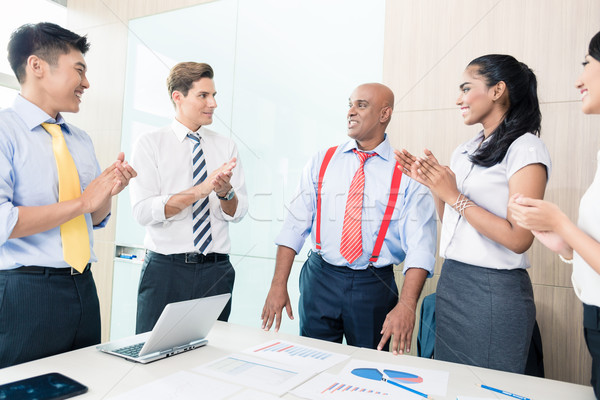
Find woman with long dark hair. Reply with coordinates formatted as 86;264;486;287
395;54;551;373
510;32;600;396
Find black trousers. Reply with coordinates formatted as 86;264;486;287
136;250;235;334
0;267;100;369
298;252;398;349
584;303;600;399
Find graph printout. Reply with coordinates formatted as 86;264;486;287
291;373;393;399
341;359;449;397
194;353;315;396
243;340;350;372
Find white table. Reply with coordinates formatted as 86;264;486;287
0;321;593;399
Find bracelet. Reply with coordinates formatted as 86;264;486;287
558;254;574;264
451;193;476;217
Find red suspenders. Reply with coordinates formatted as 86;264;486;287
315;146;337;252
314;146;403;264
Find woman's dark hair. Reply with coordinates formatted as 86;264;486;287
467;54;541;167
589;31;600;63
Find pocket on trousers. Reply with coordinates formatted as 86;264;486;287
138;255;154;289
0;274;8;314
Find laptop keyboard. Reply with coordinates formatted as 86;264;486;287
114;342;145;358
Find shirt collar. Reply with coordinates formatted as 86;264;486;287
460;130;488;155
13;94;71;134
171;119;205;142
341;134;392;161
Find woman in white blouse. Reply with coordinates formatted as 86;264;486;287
395;54;551;373
510;31;600;396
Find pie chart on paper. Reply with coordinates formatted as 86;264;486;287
383;369;424;384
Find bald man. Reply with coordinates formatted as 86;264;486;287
261;83;437;354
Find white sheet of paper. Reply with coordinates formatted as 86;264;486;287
340;359;449;397
227;388;281;400
242;340;350;373
194;353;315;396
107;370;241;400
456;397;497;400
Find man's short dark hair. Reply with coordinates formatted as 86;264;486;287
167;62;214;105
7;22;90;84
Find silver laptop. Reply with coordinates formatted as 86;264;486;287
97;293;230;363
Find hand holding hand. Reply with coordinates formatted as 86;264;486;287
110;152;137;196
531;230;573;258
79;164;116;213
195;158;237;199
393;148;419;179
509;194;566;232
413;149;460;203
212;158;237;197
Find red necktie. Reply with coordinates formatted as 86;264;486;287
340;149;376;264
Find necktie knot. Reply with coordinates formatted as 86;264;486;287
187;132;200;144
41;122;63;139
353;149;377;164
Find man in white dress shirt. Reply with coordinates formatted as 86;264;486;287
130;62;248;333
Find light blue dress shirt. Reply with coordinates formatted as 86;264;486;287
275;135;437;274
0;95;107;270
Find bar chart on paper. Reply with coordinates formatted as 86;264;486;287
243;340;350;372
322;382;390;396
291;373;393;399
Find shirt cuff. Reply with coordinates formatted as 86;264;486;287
0;203;18;244
92;212;111;229
218;195;244;222
402;250;435;277
274;228;306;255
151;194;171;222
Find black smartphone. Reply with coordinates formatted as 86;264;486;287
0;372;88;400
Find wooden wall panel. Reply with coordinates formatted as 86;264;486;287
533;284;592;383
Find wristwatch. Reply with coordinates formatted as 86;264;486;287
217;187;235;201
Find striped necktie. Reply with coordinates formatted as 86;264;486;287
339;149;376;264
187;133;212;254
41;122;90;272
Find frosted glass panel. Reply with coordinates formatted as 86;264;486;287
230;0;385;259
110;260;143;340
115;0;385;336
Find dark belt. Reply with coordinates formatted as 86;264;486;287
309;251;392;271
0;263;92;275
149;251;229;264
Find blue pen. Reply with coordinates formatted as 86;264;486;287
386;377;431;398
481;384;531;400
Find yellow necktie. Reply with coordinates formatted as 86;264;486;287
41;123;90;272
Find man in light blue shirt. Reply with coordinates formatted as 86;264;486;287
0;23;136;368
261;83;436;354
